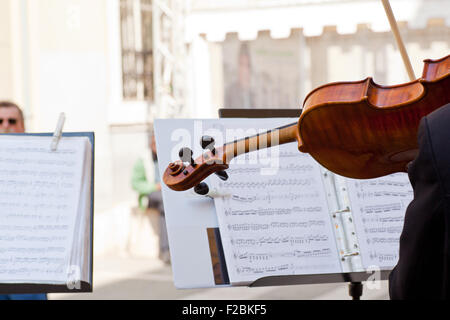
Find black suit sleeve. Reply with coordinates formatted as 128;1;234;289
389;116;447;299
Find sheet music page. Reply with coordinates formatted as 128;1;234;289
0;135;87;284
209;119;341;285
345;173;413;270
70;138;92;283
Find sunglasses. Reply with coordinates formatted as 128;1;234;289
0;118;18;125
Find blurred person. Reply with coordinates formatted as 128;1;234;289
225;42;255;108
389;103;450;299
0;101;47;300
131;132;170;264
0;101;25;133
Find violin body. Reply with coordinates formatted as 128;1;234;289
297;55;450;179
163;55;450;192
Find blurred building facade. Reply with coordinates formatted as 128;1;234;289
188;0;450;113
0;0;448;255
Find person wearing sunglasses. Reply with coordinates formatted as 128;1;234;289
0;101;46;300
0;101;25;134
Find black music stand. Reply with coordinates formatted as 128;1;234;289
217;108;385;300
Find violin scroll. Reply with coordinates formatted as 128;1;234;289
163;136;230;192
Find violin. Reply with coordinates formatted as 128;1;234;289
163;54;450;192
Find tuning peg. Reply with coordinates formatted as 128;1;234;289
200;135;216;155
179;147;196;167
194;182;209;195
215;170;229;181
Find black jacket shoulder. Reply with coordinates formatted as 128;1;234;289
389;103;450;299
422;103;450;197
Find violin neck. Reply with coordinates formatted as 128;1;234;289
221;122;298;163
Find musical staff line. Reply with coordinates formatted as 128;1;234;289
233;248;332;262
226;164;314;175
359;203;402;214
229;191;320;203
227;220;326;232
363;226;403;234
224;206;323;217
219;178;314;189
230;235;329;247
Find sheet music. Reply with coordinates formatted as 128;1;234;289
345;173;413;270
0;135;88;283
209;119;341;285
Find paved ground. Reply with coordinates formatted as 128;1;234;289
48;254;390;300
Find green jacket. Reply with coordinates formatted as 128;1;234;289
131;158;159;210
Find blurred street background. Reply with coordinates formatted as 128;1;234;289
0;0;449;300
